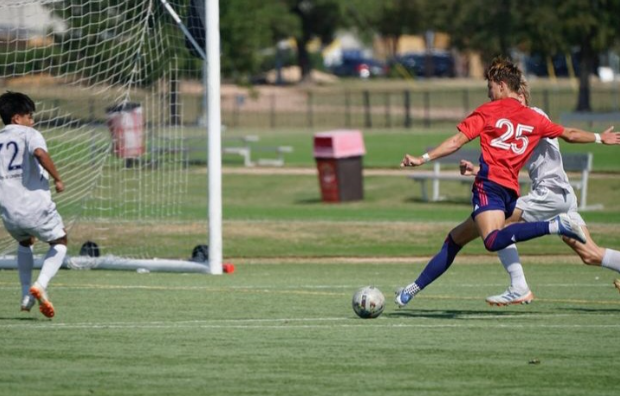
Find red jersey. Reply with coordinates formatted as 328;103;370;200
457;98;564;194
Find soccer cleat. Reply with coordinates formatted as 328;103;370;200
554;213;586;244
614;279;620;294
395;287;417;308
486;287;534;306
29;282;55;318
20;295;35;312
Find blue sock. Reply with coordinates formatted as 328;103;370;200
484;222;550;252
415;234;463;290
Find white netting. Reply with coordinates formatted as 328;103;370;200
0;0;205;261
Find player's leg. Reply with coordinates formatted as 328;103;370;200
29;211;67;318
395;217;478;307
473;180;552;251
17;237;35;312
485;204;535;305
485;244;535;305
34;235;68;290
562;225;620;272
499;208;529;292
3;222;37;311
481;211;584;251
476;183;585;252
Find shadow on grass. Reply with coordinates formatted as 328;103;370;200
0;316;39;321
296;198;326;204
386;309;543;320
559;307;620;314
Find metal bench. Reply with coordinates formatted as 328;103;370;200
180;135;292;167
222;135;259;166
408;148;596;210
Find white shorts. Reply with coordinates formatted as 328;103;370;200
516;186;586;226
3;209;66;243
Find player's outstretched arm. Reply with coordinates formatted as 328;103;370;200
401;131;470;167
559;126;620;145
33;148;64;193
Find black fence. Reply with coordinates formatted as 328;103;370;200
211;86;620;130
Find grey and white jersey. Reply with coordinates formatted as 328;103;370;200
0;124;56;228
526;107;575;194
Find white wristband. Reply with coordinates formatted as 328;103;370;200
422;153;431;163
594;133;602;144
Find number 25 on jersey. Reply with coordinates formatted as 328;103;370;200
490;118;534;155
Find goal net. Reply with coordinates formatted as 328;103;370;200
0;0;210;272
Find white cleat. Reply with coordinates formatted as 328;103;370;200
554;213;586;244
394;287;413;308
20;294;35;312
486;287;534;306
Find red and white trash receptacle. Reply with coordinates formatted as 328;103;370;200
106;102;145;167
313;129;366;203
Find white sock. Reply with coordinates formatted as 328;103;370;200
36;244;67;290
497;244;529;291
601;249;620;273
548;219;559;234
17;245;34;297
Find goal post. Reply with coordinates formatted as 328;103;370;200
0;0;222;273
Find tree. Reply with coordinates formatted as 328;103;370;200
519;0;620;111
429;0;524;63
285;0;349;82
364;0;429;57
432;0;620;111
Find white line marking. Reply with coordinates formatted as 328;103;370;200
2;316;619;330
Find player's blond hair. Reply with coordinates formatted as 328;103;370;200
485;57;522;94
518;77;530;106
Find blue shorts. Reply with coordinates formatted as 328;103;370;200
471;178;518;220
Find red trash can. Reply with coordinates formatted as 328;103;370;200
313;130;366;202
106;102;145;160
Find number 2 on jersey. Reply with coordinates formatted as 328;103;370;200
490;118;534;155
0;142;23;171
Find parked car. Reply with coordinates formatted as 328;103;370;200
329;57;389;78
524;53;582;77
391;52;455;78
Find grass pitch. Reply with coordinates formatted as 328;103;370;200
1;125;619;395
1;258;619;396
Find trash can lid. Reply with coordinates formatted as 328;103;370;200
106;102;142;113
313;129;366;158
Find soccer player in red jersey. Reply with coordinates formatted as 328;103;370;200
394;57;620;307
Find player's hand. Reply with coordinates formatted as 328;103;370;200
400;154;424;167
601;126;620;145
459;160;475;176
54;180;65;193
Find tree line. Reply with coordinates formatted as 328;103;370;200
3;0;618;112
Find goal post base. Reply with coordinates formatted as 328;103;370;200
0;255;212;274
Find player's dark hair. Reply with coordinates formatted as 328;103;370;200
485;57;522;94
0;91;36;125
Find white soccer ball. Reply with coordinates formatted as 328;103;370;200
352;286;385;319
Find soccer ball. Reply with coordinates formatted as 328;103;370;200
352;286;385;319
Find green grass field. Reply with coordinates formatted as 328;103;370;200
1;124;620;395
1;258;619;396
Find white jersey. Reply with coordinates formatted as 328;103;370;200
0;124;56;228
526;107;575;194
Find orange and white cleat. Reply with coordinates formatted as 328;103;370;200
29;282;55;318
486;287;534;306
